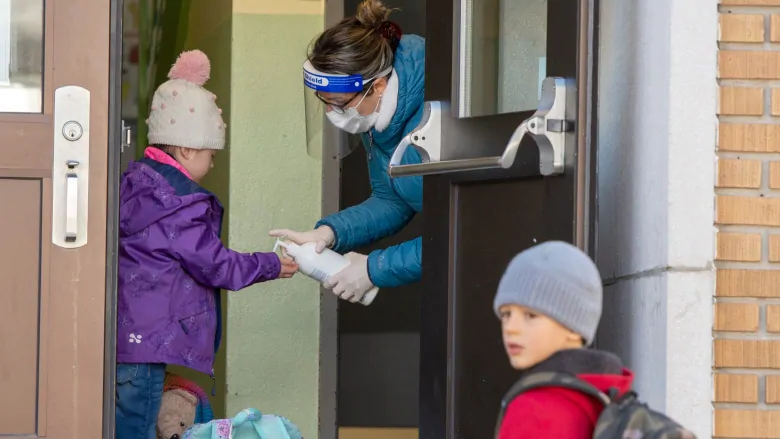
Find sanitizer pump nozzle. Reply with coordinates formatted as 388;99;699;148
274;238;379;306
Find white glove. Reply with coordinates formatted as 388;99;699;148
323;252;375;303
269;226;335;253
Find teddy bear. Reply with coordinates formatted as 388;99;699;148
157;373;215;439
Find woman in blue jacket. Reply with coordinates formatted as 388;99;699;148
270;0;424;304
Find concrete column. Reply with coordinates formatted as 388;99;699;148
596;0;716;437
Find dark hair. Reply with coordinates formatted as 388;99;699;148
308;0;402;83
153;144;175;154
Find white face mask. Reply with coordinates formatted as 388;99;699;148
326;87;382;134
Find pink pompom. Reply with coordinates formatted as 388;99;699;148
168;50;210;86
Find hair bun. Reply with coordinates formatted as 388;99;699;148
376;21;403;51
355;0;392;28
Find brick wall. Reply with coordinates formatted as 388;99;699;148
717;2;780;437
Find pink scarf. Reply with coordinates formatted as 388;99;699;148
144;146;192;179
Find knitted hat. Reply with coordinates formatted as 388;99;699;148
493;241;603;345
147;50;226;150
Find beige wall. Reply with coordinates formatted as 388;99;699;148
233;0;322;15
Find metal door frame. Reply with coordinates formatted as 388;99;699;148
103;0;124;436
582;0;600;258
319;1;345;438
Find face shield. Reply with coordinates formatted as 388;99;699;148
303;60;365;159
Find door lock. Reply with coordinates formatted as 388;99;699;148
388;77;576;177
52;86;91;249
62;121;83;141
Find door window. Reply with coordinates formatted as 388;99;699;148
0;0;43;113
458;0;547;117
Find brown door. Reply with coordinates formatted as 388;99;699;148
0;0;115;438
411;0;595;438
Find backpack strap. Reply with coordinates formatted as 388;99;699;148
493;372;611;439
232;408;263;426
230;408;302;439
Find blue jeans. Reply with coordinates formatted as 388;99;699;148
116;363;167;439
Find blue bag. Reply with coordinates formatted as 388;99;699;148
182;408;303;439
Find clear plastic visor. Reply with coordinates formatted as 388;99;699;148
303;60;365;159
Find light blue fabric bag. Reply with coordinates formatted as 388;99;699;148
182;408;303;439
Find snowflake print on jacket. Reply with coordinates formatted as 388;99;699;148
116;157;281;374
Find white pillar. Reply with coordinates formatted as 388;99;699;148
596;0;716;437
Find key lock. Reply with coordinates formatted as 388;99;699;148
388;77;576;177
52;86;90;249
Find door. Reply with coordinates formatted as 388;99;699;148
408;0;596;438
0;0;117;438
336;0;425;432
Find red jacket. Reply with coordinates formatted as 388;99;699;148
497;350;634;439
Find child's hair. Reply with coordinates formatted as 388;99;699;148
154;144;175;154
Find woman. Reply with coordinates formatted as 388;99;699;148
270;0;424;304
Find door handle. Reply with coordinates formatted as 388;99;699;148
65;161;79;242
52;86;91;249
121;119;133;153
388;77;575;177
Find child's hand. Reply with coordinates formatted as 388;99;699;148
279;256;298;278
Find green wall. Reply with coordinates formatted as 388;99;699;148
162;0;233;419
184;11;233;421
137;2;323;434
224;13;322;438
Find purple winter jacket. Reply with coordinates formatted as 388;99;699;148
116;157;281;375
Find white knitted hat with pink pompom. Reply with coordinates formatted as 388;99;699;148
147;50;226;150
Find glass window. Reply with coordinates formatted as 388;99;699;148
458;0;547;118
0;0;44;113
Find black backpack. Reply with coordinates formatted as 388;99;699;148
494;371;697;439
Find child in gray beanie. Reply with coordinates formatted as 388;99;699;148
493;241;634;439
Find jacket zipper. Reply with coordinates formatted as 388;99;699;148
210;368;217;396
368;131;374;160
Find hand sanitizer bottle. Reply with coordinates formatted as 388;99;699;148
274;239;379;306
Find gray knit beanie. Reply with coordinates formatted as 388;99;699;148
493;241;603;345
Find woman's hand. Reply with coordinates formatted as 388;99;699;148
278;257;299;278
323;252;375;303
269;226;335;254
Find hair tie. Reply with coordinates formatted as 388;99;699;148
376;21;402;51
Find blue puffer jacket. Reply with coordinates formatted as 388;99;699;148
316;35;425;289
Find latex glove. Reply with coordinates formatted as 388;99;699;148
269;226;335;254
323;252;375;303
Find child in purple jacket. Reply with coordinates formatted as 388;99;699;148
115;50;298;439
